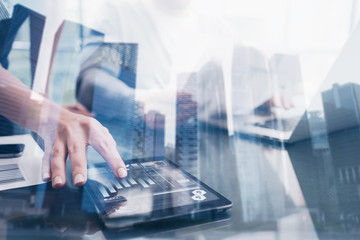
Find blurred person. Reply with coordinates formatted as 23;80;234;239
77;0;292;118
76;0;234;146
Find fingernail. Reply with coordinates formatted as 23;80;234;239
117;168;127;178
53;176;63;187
43;172;50;181
74;174;85;186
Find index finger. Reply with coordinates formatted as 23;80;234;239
88;122;127;178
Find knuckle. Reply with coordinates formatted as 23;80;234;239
60;122;72;133
99;140;111;152
85;117;99;129
68;142;81;154
66;125;78;138
82;117;92;129
81;118;96;136
98;138;116;153
51;147;63;158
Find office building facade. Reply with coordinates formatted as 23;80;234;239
175;72;199;174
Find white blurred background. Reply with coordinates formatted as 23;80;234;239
6;0;360;104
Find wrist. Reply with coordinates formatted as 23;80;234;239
23;94;64;136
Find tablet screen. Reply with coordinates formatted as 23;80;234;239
85;158;228;224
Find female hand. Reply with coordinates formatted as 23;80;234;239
40;107;128;188
0;65;127;188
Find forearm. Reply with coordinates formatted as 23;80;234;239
0;65;62;134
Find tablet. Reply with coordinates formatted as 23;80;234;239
85;157;232;228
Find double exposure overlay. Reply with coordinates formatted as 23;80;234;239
1;0;360;239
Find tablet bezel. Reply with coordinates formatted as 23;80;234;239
85;157;232;228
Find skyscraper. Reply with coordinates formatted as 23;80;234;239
132;101;145;158
322;83;360;218
132;101;166;159
231;45;269;115
175;61;234;179
175;73;199;173
197;61;232;183
322;83;360;133
307;111;328;151
143;110;165;158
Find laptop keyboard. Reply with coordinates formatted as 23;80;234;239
0;164;25;185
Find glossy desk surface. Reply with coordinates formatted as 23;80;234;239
0;125;358;240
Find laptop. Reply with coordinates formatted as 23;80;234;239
232;101;307;143
223;47;306;142
0;5;47;191
0;134;44;191
229;19;360;144
85;157;232;228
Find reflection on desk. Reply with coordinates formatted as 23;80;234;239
2;125;360;239
288;126;360;239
